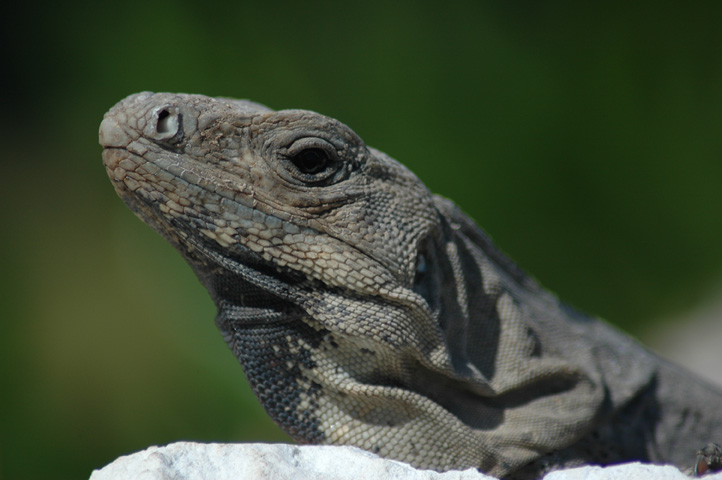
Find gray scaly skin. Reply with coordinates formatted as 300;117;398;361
99;92;722;478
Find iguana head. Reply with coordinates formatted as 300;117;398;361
100;92;437;299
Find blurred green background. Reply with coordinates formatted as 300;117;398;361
2;2;722;479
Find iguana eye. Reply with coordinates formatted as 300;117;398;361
291;148;330;175
284;138;341;183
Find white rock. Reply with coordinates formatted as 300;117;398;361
545;462;681;479
88;442;494;480
544;461;722;479
89;442;722;480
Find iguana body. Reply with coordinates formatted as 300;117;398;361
99;92;722;478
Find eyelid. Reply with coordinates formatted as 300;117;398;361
287;137;337;157
274;137;344;185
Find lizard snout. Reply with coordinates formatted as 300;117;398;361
98;115;131;149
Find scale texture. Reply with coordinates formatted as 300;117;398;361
99;92;722;478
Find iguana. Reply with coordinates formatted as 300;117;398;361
99;92;722;479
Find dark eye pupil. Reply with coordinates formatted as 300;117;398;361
291;148;329;174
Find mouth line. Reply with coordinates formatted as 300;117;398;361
103;139;396;301
122;188;309;325
102;145;318;284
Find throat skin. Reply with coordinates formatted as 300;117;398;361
100;92;722;478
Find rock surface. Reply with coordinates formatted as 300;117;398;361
545;462;720;479
89;442;722;480
89;442;491;480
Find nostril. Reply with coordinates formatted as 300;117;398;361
152;107;183;143
157;109;172;134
